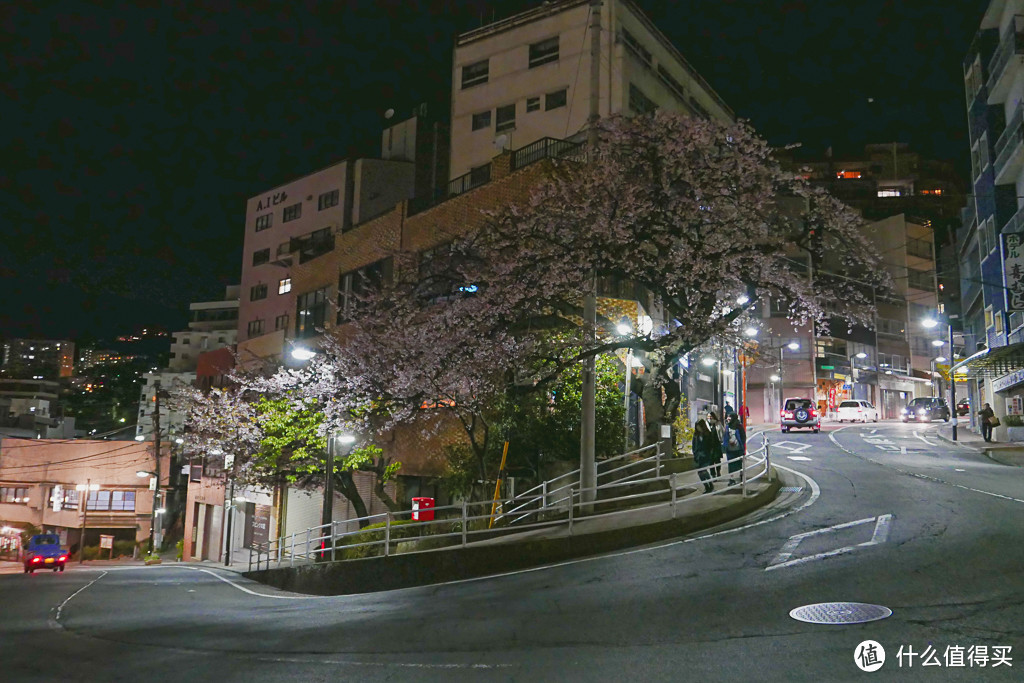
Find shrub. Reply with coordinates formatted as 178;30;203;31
82;545;100;561
1005;414;1024;427
337;519;419;560
113;540;135;558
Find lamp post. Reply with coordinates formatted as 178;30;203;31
923;315;958;441
323;433;356;529
75;480;99;563
617;322;636;450
136;468;162;554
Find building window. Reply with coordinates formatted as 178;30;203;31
252;248;270;266
836;170;862;179
86;490;135;512
250;284;268;301
471;110;491;131
906;269;934;291
296;287;328;339
877;188;901;197
255;213;273;232
526;97;540;112
317;189;339;211
247;319;265;337
529;36;559;68
545;88;567;111
657;65;686;100
338;258;393;323
628;84;656;115
621;29;652;66
996;310;1005;336
278;278;292;294
282;202;302;222
461;59;489;89
274;313;289;331
0;486;28;504
52;487;79;509
496;103;516;132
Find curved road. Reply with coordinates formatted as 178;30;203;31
3;422;1022;681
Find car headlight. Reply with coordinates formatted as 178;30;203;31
901;408;907;414
918;409;926;415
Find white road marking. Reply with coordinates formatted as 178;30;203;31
955;468;966;472
766;514;893;571
771;441;812;453
787;456;812;461
49;570;108;630
912;430;936;447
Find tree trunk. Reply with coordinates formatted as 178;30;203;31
334;470;370;528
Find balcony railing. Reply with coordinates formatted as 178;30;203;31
510;137;585;171
906;236;934;261
994;102;1024;180
289;229;335;265
987;15;1024;98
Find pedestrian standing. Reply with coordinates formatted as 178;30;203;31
692;413;723;493
978;402;996;442
724;413;746;486
708;410;724;478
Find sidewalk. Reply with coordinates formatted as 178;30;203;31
933;421;1024;466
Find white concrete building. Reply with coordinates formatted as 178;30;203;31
449;0;733;180
168;286;240;372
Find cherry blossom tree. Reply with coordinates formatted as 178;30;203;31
325;111;891;464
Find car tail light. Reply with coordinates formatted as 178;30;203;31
31;557;41;563
809;409;817;417
59;555;67;562
780;410;785;417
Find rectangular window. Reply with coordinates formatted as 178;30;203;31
906;269;934;291
657;65;686;100
84;490;135;512
249;284;268;301
496;104;516;132
979;133;990;170
628;84;656;115
252;248;270;266
545;88;567;111
461;59;489;89
317;189;339;211
985;306;994;330
0;486;28;504
996;310;1005;336
337;258;393;323
529;36;559;68
255;213;273;232
526;97;540;113
274;313;289;331
877;188;901;197
278;278;292;295
282;203;302;222
621;29;652;66
247;319;265;337
295;287;328;339
471;110;491;131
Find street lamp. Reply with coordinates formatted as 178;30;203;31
322;433;356;531
617;322;636;449
291;347;316;361
922;315;959;441
75;480;99;563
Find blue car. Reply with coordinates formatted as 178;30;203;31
23;533;68;573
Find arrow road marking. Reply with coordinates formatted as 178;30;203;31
766;514;893;571
772;441;812;453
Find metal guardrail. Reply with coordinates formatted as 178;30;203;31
510;137;585;171
249;435;773;572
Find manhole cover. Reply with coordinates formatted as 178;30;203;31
790;602;892;625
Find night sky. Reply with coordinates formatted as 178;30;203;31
1;1;978;342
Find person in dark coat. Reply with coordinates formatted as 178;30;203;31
707;410;723;478
692;414;723;493
978;402;996;442
723;413;746;486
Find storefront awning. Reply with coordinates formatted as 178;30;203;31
950;341;1024;378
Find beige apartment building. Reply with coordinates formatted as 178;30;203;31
449;0;733;180
0;438;170;552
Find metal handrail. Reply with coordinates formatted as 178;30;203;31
248;435;773;572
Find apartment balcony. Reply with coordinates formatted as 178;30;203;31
269;241;293;267
987;15;1024;104
994;102;1024;184
289;228;335;265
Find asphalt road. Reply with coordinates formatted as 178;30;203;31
3;421;1022;682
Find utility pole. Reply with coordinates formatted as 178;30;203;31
79;478;90;564
322;434;336;529
579;0;602;512
150;380;161;555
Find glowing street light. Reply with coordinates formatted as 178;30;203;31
855;352;867;359
787;341;800;351
922;317;939;329
931;339;946;347
616;323;631;336
736;294;750;305
291;347;316;361
743;327;759;337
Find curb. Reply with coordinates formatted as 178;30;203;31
247;476;783;596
